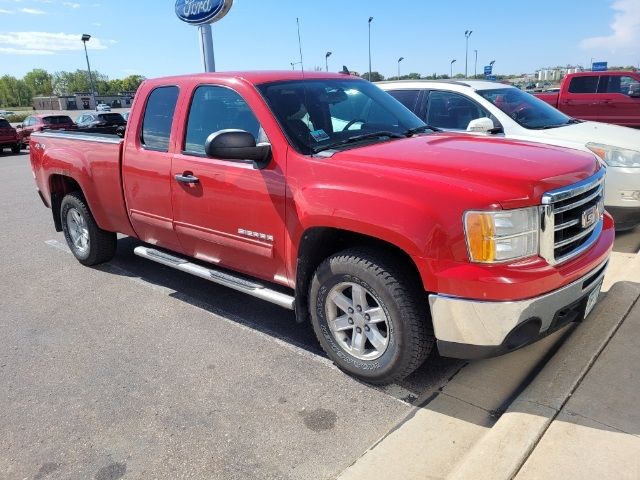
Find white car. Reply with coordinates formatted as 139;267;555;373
96;103;111;112
378;80;640;230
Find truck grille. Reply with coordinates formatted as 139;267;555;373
540;169;605;265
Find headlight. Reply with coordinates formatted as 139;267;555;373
464;207;539;263
587;143;640;168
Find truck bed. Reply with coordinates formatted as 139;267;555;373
533;91;559;107
29;130;136;236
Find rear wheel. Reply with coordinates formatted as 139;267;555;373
60;192;117;266
11;144;20;154
309;248;433;384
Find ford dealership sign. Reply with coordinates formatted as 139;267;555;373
175;0;233;25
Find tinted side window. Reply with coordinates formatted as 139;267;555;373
568;76;599;94
184;85;261;155
600;75;640;94
0;119;10;128
141;86;179;151
387;90;420;112
426;91;488;130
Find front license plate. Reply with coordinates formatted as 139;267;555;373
584;281;602;319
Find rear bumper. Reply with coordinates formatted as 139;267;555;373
429;258;608;359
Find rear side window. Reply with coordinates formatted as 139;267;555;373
141;86;179;151
598;75;640;94
0;119;11;128
386;90;421;112
426;91;489;130
184;85;261;155
568;76;599;94
99;113;125;122
43;115;73;124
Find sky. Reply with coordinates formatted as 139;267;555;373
0;0;639;80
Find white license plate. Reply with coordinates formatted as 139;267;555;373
584;281;602;319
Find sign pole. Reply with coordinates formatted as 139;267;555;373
198;23;215;72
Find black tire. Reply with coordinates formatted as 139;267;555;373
60;192;117;266
11;143;20;154
309;248;434;384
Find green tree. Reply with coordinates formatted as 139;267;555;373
0;76;32;107
24;68;53;96
120;75;145;92
360;71;385;82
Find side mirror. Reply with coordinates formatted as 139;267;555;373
467;117;495;133
205;129;271;168
628;84;640;98
16;124;22;129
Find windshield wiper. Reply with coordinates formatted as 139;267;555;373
404;124;440;135
532;118;584;130
312;131;404;154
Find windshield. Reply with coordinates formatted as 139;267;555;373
257;78;427;154
477;88;572;129
43;115;73;125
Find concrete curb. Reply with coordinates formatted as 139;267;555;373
447;280;640;480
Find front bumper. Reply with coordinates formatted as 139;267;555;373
429;258;608;359
603;166;640;230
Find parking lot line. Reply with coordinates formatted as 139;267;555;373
43;239;421;405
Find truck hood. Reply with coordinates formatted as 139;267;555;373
332;133;599;209
535;121;640;152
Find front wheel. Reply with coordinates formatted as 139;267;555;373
60;192;117;266
309;248;434;384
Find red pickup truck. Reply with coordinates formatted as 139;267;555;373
535;71;640;127
29;71;614;383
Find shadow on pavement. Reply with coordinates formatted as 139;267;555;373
613;226;640;253
95;236;464;399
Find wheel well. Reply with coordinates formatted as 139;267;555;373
294;227;425;323
49;175;82;232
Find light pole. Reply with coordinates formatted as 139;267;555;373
325;51;332;72
290;61;302;70
368;16;373;81
474;49;478;78
81;33;96;109
397;57;404;78
464;30;473;78
450;59;457;78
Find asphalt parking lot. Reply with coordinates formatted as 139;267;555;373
0;151;463;479
2;149;638;480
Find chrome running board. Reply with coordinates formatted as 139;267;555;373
134;246;295;310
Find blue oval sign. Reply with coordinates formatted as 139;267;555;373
175;0;233;25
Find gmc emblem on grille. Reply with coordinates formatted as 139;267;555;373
581;206;598;228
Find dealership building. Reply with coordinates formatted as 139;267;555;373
32;92;136;111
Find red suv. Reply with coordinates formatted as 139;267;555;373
17;115;76;148
0;118;20;154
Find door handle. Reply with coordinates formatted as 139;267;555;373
175;173;200;184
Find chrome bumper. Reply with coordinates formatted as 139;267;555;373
428;259;608;359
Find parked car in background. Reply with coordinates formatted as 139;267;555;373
75;112;127;132
29;71;613;384
16;115;76;149
533;71;640;127
379;80;640;230
96;103;111;112
0;118;20;153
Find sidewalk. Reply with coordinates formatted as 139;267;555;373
515;293;640;479
449;249;640;480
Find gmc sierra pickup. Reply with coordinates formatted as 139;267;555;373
30;71;614;384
